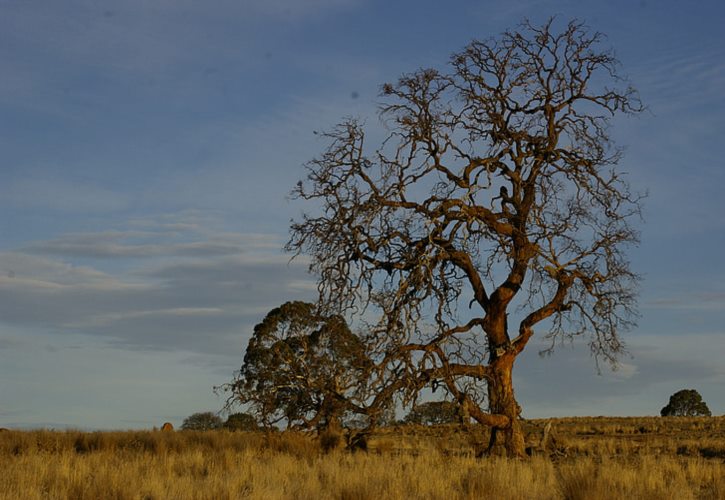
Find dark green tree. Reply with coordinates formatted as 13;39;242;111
405;401;461;425
181;412;223;431
223;412;259;431
288;18;642;457
222;301;373;432
660;389;711;417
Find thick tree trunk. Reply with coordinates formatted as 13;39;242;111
486;354;526;458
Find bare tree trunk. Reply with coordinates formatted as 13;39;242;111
487;354;526;458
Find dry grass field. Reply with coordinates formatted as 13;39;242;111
1;416;723;499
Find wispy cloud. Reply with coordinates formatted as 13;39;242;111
644;293;725;312
26;232;247;259
23;211;285;259
0;214;315;355
0;252;127;287
633;43;725;112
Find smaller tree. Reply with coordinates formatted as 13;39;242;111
223;412;259;432
404;401;461;426
660;389;711;417
221;302;373;432
181;412;223;431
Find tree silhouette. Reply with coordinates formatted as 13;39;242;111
223;412;260;431
660;389;711;417
181;412;223;431
288;18;642;456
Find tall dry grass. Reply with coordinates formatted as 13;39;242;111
1;417;723;499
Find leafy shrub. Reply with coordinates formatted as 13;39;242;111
661;389;711;417
223;412;259;432
181;412;223;431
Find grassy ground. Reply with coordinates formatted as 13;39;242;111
1;416;723;499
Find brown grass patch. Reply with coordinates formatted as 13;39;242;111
0;417;723;499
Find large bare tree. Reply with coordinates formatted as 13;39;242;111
288;18;643;457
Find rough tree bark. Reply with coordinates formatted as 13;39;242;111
486;355;524;456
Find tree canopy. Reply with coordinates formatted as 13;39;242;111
288;18;642;456
404;401;462;426
661;390;711;417
181;412;223;431
222;301;373;431
223;412;260;432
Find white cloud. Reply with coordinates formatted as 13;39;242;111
609;361;639;381
634;43;725;112
0;252;127;287
24;212;288;259
0;214;316;355
65;307;226;329
644;293;725;312
26;232;247;259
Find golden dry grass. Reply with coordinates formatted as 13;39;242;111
0;417;723;499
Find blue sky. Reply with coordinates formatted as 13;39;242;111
1;0;724;429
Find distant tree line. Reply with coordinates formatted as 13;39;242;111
180;412;259;432
186;387;716;433
182;401;468;433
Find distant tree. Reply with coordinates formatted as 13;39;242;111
223;412;259;432
405;401;461;425
220;301;374;432
660;389;711;417
287;18;643;457
181;412;223;431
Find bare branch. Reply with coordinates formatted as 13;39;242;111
288;18;642;456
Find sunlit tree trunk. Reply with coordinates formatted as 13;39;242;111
487;354;525;458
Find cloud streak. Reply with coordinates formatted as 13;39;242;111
0;214;315;356
25;231;253;259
